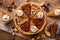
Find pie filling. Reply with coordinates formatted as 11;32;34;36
21;20;30;32
47;23;58;37
20;19;44;32
22;4;31;18
14;3;45;33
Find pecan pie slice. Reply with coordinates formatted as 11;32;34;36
21;3;31;18
32;19;44;29
32;11;44;19
45;22;58;37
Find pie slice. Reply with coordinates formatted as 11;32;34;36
45;22;58;37
48;7;60;17
31;3;40;18
30;21;38;33
21;3;31;18
32;11;44;19
32;19;44;29
48;11;55;17
21;20;30;32
1;9;12;24
14;2;46;35
31;3;44;19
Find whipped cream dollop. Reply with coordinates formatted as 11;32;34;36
54;9;60;16
3;14;9;21
30;26;38;32
16;10;23;17
37;11;43;18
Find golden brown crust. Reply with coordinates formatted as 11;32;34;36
14;2;46;35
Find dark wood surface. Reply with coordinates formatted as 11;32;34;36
0;30;30;40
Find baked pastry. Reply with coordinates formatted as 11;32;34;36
48;7;60;17
30;21;38;32
14;2;46;35
45;22;58;37
1;9;12;24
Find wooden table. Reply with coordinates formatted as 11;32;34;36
0;0;60;40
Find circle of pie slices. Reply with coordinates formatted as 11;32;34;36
14;2;46;35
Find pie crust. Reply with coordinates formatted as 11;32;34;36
14;2;46;35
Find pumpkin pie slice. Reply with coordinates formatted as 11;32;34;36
32;11;44;19
30;21;38;33
31;3;40;18
31;3;44;19
32;19;44;29
1;9;12;24
16;10;28;19
48;7;60;17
